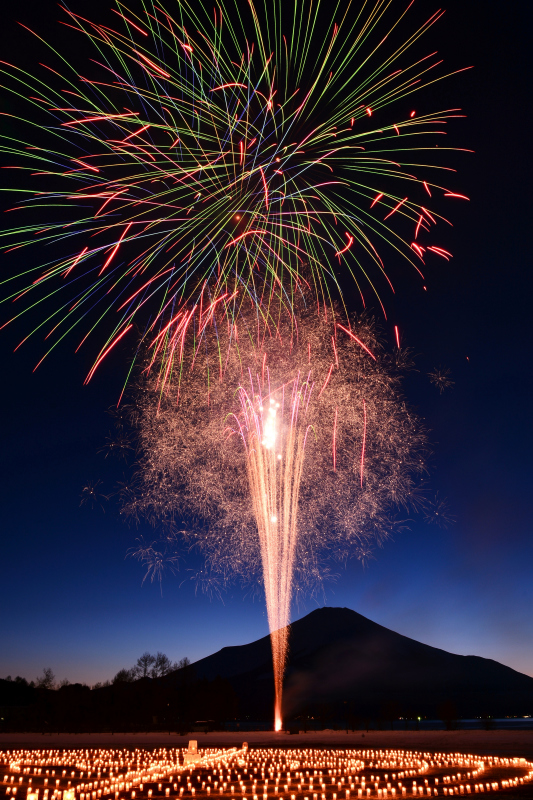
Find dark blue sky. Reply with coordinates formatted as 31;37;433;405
1;0;532;687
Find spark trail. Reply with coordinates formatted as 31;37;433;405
238;376;310;730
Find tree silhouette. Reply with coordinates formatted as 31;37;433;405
134;652;156;678
151;652;174;678
35;667;55;689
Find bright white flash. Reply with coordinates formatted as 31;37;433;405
261;400;279;450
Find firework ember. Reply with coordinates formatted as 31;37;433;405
123;299;427;728
0;0;469;377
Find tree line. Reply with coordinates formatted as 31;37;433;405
0;659;238;733
112;652;191;683
3;651;190;690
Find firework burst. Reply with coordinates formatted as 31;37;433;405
123;296;427;726
423;491;455;527
80;478;108;511
0;0;469;380
428;365;454;393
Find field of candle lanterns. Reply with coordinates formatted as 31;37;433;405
1;746;532;800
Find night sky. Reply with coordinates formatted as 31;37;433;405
1;0;531;688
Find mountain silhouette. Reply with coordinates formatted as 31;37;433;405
185;607;533;719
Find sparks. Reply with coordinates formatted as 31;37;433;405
99;222;133;275
84;324;133;384
394;325;400;348
335;231;354;257
336;323;376;360
360;399;367;487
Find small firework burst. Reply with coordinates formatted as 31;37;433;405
428;366;455;393
80;479;108;511
128;534;181;586
99;432;134;460
424;492;455;527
